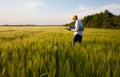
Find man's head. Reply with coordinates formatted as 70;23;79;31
72;15;78;22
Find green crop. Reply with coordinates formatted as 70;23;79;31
0;26;120;77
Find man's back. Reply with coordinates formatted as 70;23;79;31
74;19;84;36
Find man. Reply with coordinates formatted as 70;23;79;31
71;15;84;45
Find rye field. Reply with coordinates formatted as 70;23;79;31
0;26;120;77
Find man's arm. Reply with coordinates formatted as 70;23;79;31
71;20;79;32
65;28;71;31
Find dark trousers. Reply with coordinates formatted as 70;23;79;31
73;34;82;45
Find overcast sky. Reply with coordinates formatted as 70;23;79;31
0;0;120;25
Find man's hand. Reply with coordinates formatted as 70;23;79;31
71;29;77;32
71;29;74;32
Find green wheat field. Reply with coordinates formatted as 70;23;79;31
0;26;120;77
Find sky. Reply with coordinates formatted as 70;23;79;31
0;0;120;25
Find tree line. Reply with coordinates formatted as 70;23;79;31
65;10;120;29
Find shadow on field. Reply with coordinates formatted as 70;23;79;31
0;37;15;41
0;30;15;33
83;40;112;45
0;31;44;41
0;36;27;41
55;49;59;77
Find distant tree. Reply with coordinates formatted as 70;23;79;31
64;9;120;29
104;9;114;18
82;15;93;27
91;14;103;28
102;18;113;28
111;16;120;29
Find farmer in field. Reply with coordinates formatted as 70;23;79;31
70;15;84;45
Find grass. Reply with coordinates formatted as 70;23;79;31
0;26;120;77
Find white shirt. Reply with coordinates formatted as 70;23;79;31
74;19;84;36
